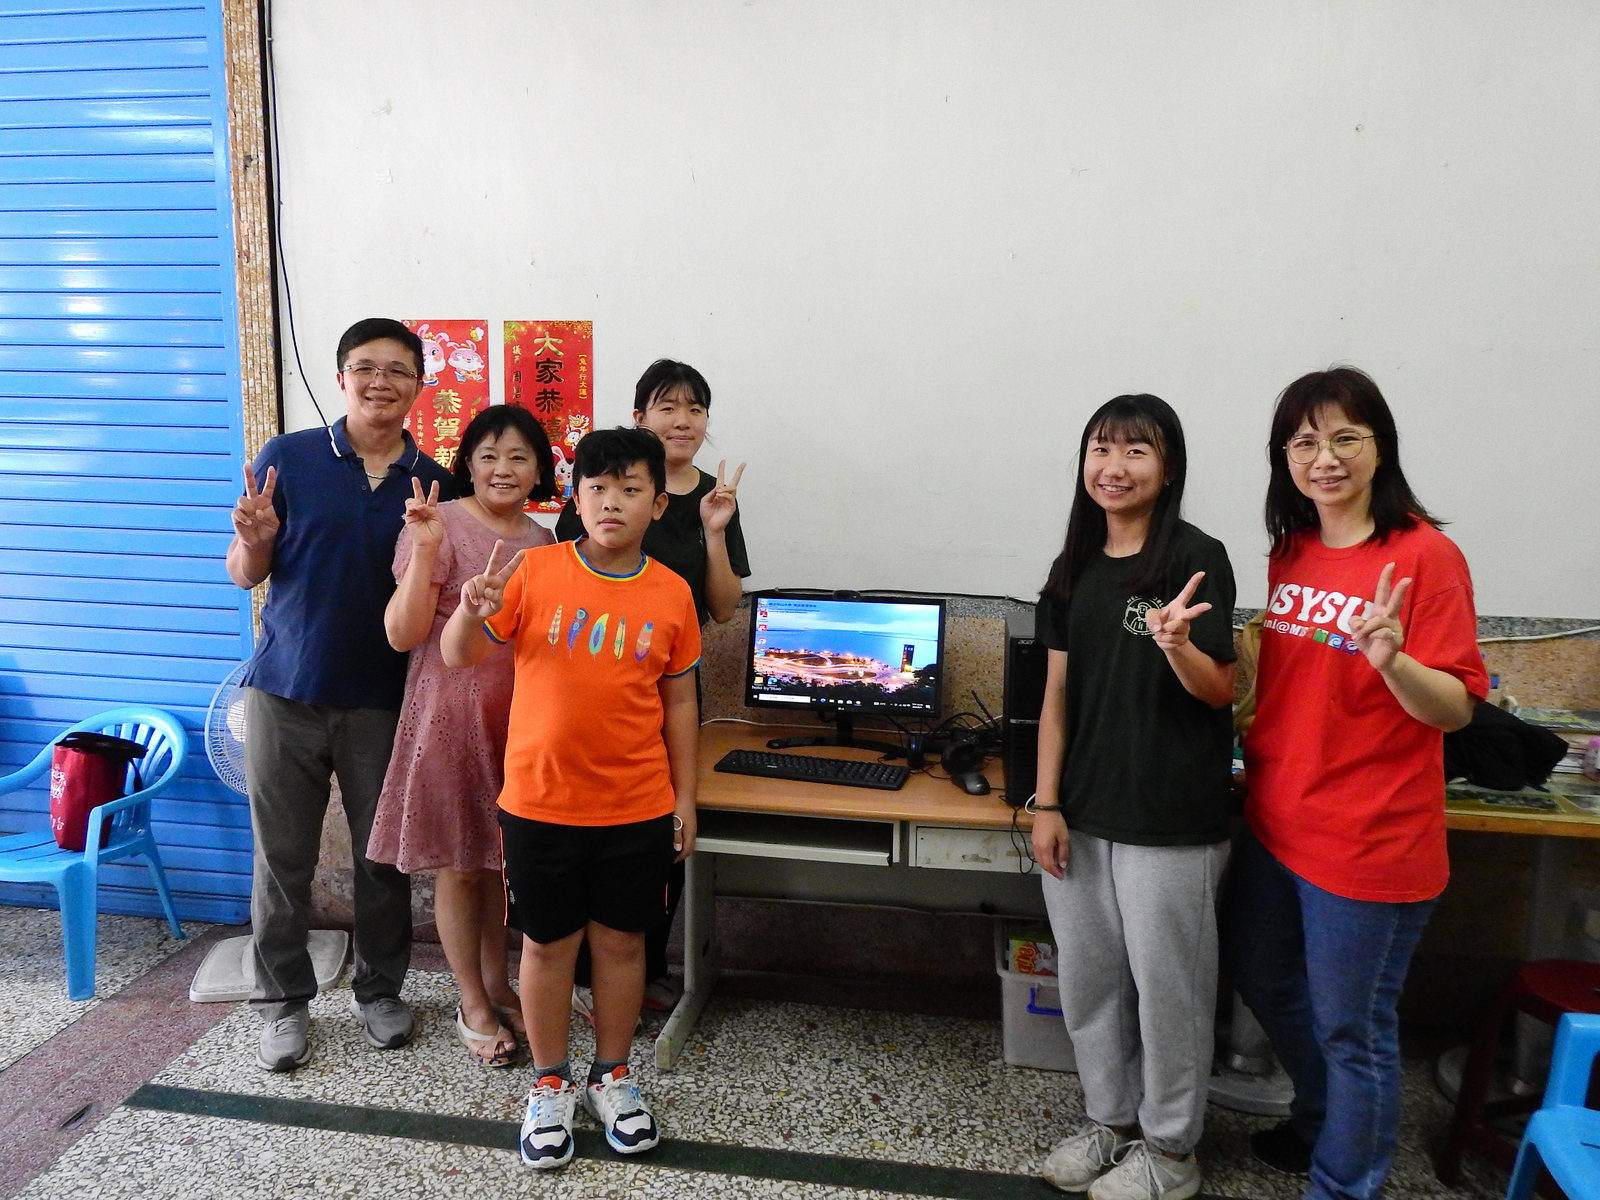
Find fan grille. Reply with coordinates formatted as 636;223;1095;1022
205;660;251;795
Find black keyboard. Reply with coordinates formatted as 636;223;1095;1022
714;748;910;791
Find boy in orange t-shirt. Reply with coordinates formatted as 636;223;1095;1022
442;427;701;1170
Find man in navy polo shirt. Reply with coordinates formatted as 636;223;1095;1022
228;318;455;1072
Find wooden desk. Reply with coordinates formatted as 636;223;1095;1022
1444;793;1600;840
1434;786;1600;1092
656;722;1025;1069
696;722;1017;826
668;728;1600;1071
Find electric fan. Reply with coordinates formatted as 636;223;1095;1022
204;660;250;795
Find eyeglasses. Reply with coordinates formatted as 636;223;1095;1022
1285;433;1374;465
342;364;419;383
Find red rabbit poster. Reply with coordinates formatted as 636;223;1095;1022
401;319;490;472
503;320;593;513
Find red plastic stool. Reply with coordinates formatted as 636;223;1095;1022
1436;959;1600;1189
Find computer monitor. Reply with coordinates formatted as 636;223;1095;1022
745;591;945;755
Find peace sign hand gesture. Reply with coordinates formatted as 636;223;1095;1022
231;464;280;549
458;539;526;620
404;477;444;550
700;460;746;535
1144;571;1213;651
1350;562;1412;673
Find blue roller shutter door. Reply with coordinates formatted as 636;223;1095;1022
0;0;253;923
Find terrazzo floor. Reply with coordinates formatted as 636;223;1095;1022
6;956;1517;1200
0;904;204;1072
13;1106;905;1200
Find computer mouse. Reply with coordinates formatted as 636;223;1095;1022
953;771;990;796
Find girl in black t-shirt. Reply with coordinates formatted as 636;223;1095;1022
1030;395;1236;1200
555;359;752;1013
556;360;751;627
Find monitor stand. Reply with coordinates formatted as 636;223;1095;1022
765;709;905;760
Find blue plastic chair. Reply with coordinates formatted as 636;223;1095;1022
0;706;187;1000
1506;1011;1600;1200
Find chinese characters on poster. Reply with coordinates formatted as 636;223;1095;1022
400;320;490;471
503;321;593;513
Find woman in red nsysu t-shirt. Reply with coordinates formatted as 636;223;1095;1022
1225;367;1486;1200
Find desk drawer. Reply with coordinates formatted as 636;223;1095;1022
912;825;1033;873
696;810;894;867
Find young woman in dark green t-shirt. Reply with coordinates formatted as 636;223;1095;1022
1030;394;1236;1200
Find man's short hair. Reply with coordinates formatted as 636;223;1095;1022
337;318;424;376
573;426;667;496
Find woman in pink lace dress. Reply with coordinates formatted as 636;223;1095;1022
369;405;555;1065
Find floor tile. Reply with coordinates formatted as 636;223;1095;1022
0;905;208;1071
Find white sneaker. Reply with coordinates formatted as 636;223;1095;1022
1042;1122;1133;1191
1088;1140;1201;1200
571;985;594;1026
519;1076;578;1170
583;1065;659;1155
571;984;643;1032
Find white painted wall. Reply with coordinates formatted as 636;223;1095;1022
268;1;1600;615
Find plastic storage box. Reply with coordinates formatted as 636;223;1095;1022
995;922;1076;1071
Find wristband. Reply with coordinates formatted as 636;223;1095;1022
1022;797;1064;814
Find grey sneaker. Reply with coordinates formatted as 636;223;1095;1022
1088;1140;1201;1200
348;994;413;1049
257;1009;310;1072
1042;1122;1132;1191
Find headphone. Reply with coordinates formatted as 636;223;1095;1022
940;734;987;776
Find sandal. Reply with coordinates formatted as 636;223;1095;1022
455;1006;516;1068
492;1002;527;1042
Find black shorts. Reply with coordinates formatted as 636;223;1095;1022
499;810;674;944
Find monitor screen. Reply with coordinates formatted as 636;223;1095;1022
745;592;945;716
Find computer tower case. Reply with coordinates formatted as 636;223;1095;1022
1002;608;1047;807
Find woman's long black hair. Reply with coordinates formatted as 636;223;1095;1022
1264;366;1439;557
1041;394;1188;604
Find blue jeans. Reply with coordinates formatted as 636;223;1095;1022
1221;827;1434;1200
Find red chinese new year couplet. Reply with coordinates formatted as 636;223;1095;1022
503;321;593;513
401;319;491;472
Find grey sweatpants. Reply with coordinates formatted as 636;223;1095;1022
245;688;411;1020
1041;832;1230;1154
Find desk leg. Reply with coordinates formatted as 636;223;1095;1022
1437;834;1577;1100
655;850;721;1071
1512;835;1573;1088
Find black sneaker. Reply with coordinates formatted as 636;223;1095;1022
1250;1122;1313;1176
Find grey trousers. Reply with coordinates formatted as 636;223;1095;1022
1041;832;1230;1154
245;688;411;1020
